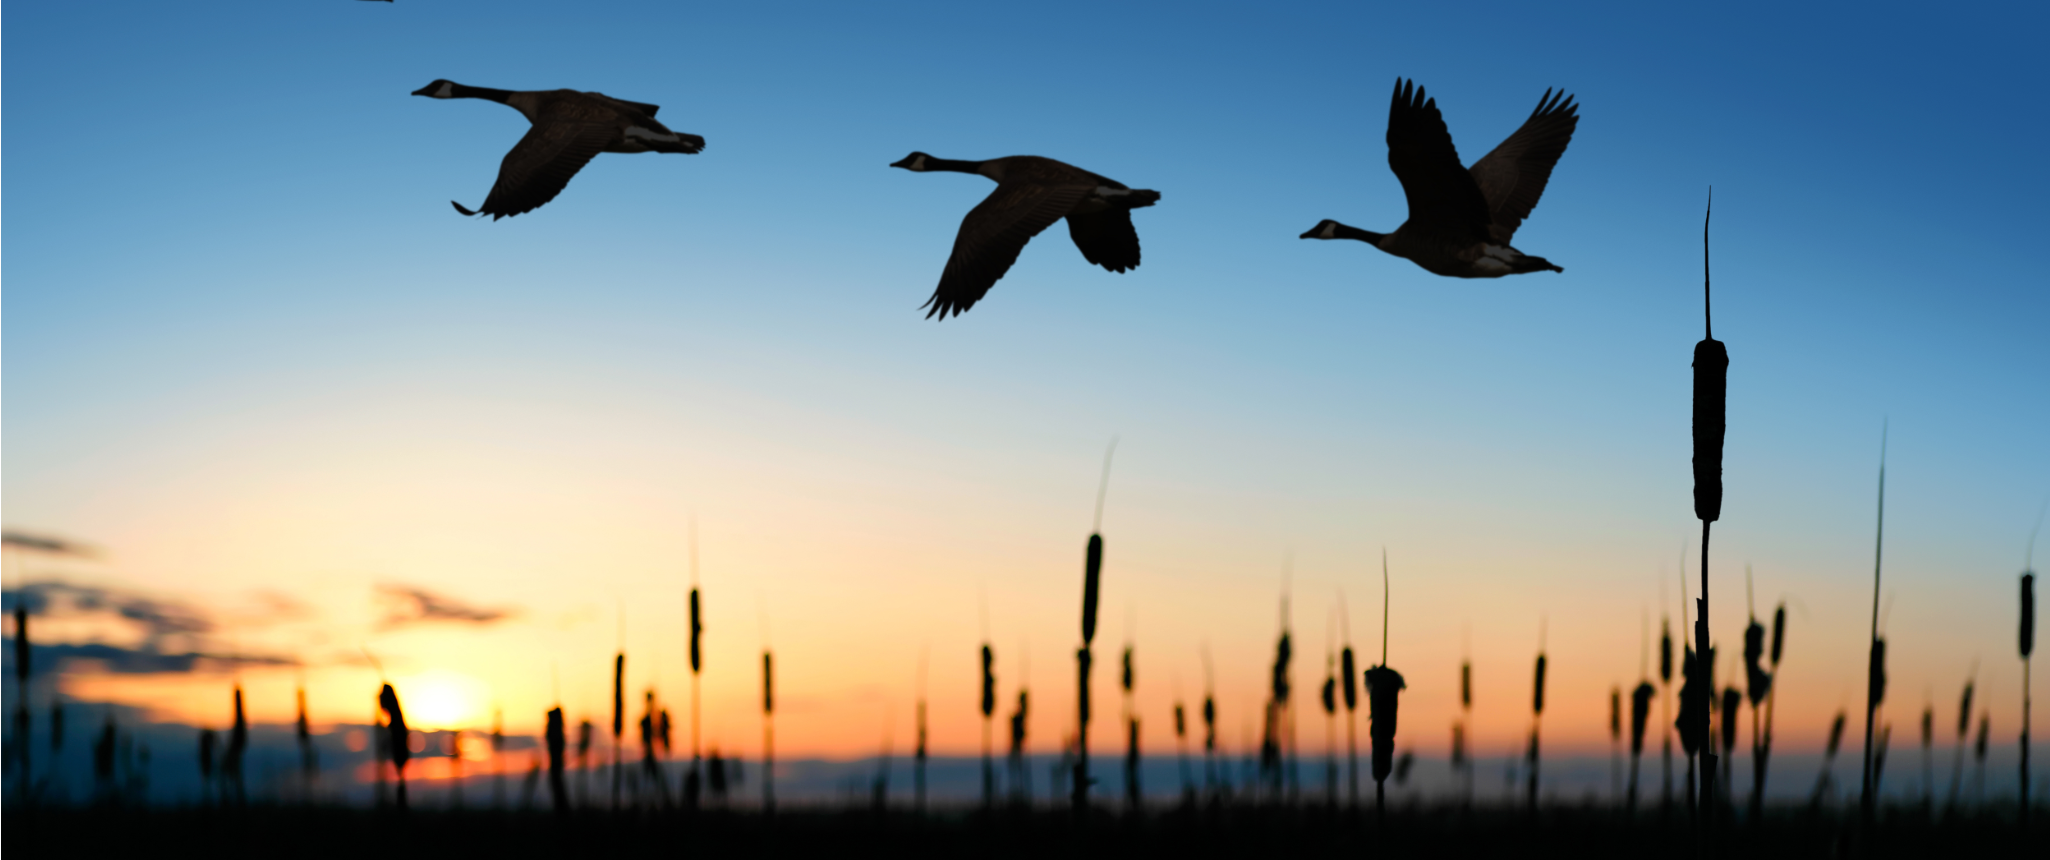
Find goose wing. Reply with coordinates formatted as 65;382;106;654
585;92;662;119
925;182;1093;318
1385;78;1491;242
1467;88;1578;244
1066;209;1141;273
457;121;616;220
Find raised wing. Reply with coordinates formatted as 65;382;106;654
1385;78;1491;243
924;183;1092;319
1468;88;1578;244
1066;209;1141;273
457;122;615;220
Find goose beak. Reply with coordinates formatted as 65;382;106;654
889;156;916;169
1298;226;1323;239
410;85;438;97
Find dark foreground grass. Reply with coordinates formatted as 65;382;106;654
5;803;2038;858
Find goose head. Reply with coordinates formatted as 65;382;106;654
889;152;935;171
1299;219;1345;240
411;79;461;99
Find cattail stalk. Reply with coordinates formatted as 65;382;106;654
1719;685;1740;811
545;707;568;814
612;652;624;810
1343;639;1359;808
1321;656;1337;806
982;643;995;807
1367;552;1404;823
1753;600;1786;822
1811;710;1846;808
297;687;318;802
763;650;775;813
1631;681;1654;814
688;518;704;810
1690;190;1728;833
1529;616;1546;814
1920;705;1934;813
13;606;29;804
1973;712;1989;803
1611;687;1624;804
380;683;409;809
1075;439;1114;814
1862;427;1887;825
2021;569;2034;826
1123;644;1140;812
1661;612;1675;817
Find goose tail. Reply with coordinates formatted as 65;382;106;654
451;200;481;217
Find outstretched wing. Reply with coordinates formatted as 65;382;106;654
1066;209;1141;273
1468;88;1579;244
1385;78;1492;242
924;183;1092;319
460;122;615;220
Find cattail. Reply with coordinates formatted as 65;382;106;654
612;652;624;809
1630;681;1654;812
1744;619;1770;706
1083;536;1102;647
1529;646;1546;812
297;687;318;792
2022;570;2034;822
11;606;25;689
223;685;247;805
1873;723;1893;798
1611;686;1623;803
1719;685;1741;789
981;643;996;807
1974;713;1990;802
1770;603;1786;667
1812;710;1847;807
198;727;217;804
1533;654;1547;715
1076;440;1112;812
546;707;568;814
1461;660;1473;709
1342;644;1359;806
379;683;409;809
1919;705;1933;810
1366;666;1405;815
1676;646;1711;756
1691;193;1728;832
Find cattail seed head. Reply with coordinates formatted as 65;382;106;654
981;644;996;717
1676;647;1711;755
1174;703;1186;737
1532;654;1547;716
1630;681;1654;755
1660;618;1673;683
1452;723;1466;766
1693;336;1729;523
1920;707;1932;748
546;708;566;771
1719;686;1740;753
612;653;625;739
1076;647;1092;726
1826;711;1847;757
1461;660;1472;709
1974;713;1989;760
577;720;591;757
2022;572;2035;658
763;651;774;715
1867;637;1887;710
1957;681;1974;738
1121;646;1134;695
1321;673;1336;716
1202;696;1216;751
1610;688;1622;740
1365;665;1406;782
379;683;409;770
1745;618;1772;706
1341;647;1358;711
1082;534;1102;646
1770;603;1786;667
689;590;703;674
1271;632;1292;704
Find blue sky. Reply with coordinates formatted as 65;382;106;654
4;0;2046;769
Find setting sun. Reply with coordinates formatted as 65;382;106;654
396;669;490;730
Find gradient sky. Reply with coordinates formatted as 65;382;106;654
4;0;2046;767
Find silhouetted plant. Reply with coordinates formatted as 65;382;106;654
1342;640;1359;807
93;711;115;804
1123;644;1140;812
1631;681;1654;813
1811;710;1847;808
1719;685;1740;810
612;652;624;810
198;727;217;806
1948;671;1975;811
1753;599;1786;822
982;642;995;807
12;607;28;803
379;683;409;809
1009;687;1030;803
1368;553;1405;822
1174;700;1191;803
1529;625;1546;813
1661;612;1675;816
577;718;593;809
1690;191;1730;832
1074;439;1113;813
1973;711;1989;804
1861;426;1888;826
223;686;248;806
2020;569;2033;826
763;650;775;813
1677;642;1712;816
1873;723;1893;805
688;522;705;810
546;706;568;814
1920;705;1933;814
294;688;317;802
1322;655;1338;804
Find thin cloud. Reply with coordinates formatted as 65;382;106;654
4;581;212;645
1;530;101;558
375;584;513;630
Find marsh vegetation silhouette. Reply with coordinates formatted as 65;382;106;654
889;154;1160;319
411;80;703;220
1299;78;1576;278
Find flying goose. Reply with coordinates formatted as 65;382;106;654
412;80;704;220
890;153;1161;319
1301;78;1578;278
